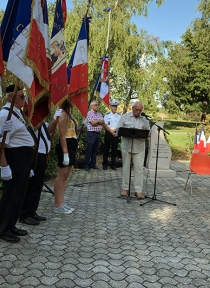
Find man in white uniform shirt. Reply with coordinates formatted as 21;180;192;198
19;110;62;225
102;100;121;170
117;101;150;199
0;84;36;243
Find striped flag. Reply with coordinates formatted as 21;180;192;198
205;136;210;153
193;126;199;152
96;56;110;107
1;0;51;127
198;124;206;152
0;26;4;99
67;17;90;117
50;0;68;106
0;27;4;76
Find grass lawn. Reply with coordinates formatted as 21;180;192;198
162;120;197;160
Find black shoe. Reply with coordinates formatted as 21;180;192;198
103;166;107;170
84;167;90;171
0;231;20;243
11;226;28;236
19;216;40;226
91;166;100;170
32;213;46;222
110;166;117;170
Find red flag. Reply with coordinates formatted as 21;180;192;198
25;0;51;127
67;17;90;117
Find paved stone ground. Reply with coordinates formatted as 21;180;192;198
1;160;210;288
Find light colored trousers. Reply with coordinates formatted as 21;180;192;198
122;149;145;193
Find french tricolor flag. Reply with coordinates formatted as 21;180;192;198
67;17;90;117
0;26;4;98
50;0;68;106
193;126;199;152
0;27;4;77
198;124;206;152
1;0;51;126
96;56;110;107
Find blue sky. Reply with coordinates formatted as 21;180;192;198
0;0;201;43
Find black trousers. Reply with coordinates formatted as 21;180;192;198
20;153;47;219
0;147;35;234
84;131;100;169
102;131;119;168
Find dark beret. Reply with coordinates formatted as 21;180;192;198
6;84;22;93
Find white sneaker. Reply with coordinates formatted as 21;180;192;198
64;203;75;212
53;203;72;214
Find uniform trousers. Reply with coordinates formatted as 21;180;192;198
122;149;145;192
20;153;46;219
0;147;35;234
103;131;119;168
84;131;100;169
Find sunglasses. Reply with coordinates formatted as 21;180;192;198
17;94;26;100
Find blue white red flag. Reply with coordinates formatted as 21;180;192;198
198;124;206;152
1;0;51;127
206;136;210;153
193;126;199;152
50;0;68;106
0;27;4;77
96;56;110;107
67;17;90;117
0;26;4;99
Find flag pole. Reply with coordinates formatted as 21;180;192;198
104;8;112;54
0;79;19;160
84;0;91;18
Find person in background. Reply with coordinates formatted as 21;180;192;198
19;109;63;225
84;100;104;171
102;100;121;170
54;99;80;214
0;84;36;243
117;101;150;199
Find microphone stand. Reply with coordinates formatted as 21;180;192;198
140;118;176;207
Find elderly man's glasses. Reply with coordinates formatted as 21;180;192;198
17;94;26;100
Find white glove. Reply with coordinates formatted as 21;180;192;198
0;120;13;136
53;108;63;120
1;165;12;180
29;170;34;177
62;153;69;166
82;118;87;126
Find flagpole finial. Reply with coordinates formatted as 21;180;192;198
84;0;91;17
104;8;112;12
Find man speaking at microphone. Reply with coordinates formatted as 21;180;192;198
117;101;150;199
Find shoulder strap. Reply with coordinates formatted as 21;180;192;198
3;107;37;147
42;122;51;141
40;124;50;154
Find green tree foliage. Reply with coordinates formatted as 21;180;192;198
63;0;165;113
160;0;210;115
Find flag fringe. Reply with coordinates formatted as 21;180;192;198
23;0;50;92
69;87;88;98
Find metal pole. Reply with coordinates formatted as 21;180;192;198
104;8;112;54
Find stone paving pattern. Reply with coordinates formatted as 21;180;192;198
0;160;210;288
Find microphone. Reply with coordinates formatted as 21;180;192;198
141;112;151;119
